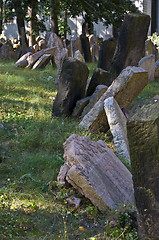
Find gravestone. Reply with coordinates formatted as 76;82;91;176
111;13;150;77
82;85;108;118
104;96;130;163
80;36;92;62
52;57;89;117
138;54;155;82
45;32;65;67
98;38;116;71
26;47;56;68
155;59;159;78
32;54;51;69
127;97;159;240
71;37;83;55
74;50;85;63
86;68;110;96
79;66;148;132
63;134;135;211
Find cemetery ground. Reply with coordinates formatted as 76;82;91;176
0;61;159;240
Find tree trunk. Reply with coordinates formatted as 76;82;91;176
28;6;36;46
13;0;27;45
50;0;59;35
0;0;3;34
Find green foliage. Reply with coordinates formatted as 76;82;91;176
148;32;159;47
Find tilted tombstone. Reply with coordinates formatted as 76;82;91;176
138;54;155;82
52;57;89;117
79;66;148;132
110;13;150;77
86;68;110;97
32;54;51;69
45;32;65;68
104;96;130;163
127;97;159;240
98;38;116;71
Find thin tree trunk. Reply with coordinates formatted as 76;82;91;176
0;0;3;34
50;0;59;34
13;0;28;45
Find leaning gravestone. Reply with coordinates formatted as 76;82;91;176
79;66;148;132
138;54;155;82
52;57;89;117
98;38;116;71
110;13;150;77
104;96;130;163
62;134;135;211
45;32;65;68
26;47;56;68
86;68;110;96
32;54;51;69
127;97;159;240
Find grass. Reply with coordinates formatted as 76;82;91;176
0;60;159;239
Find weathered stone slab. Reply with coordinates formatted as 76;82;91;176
26;47;56;68
71;37;83;55
98;38;116;71
79;66;148;132
52;57;89;117
32;54;51;69
55;48;68;84
91;43;100;62
111;13;150;77
45;32;64;68
74;50;85;63
0;43;17;60
127;98;159;240
15;51;32;67
63;134;135;211
86;68;110;96
15;59;28;68
104;96;130;163
81;85;108;118
138;54;155;82
80;36;91;62
155;59;159;78
72;97;90;118
57;162;69;185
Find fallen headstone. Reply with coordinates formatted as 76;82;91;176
26;47;56;68
79;66;148;132
63;134;135;211
138;54;155;82
127;98;159;239
32;54;51;69
104;96;130;163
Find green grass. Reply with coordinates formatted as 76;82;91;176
0;60;158;239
